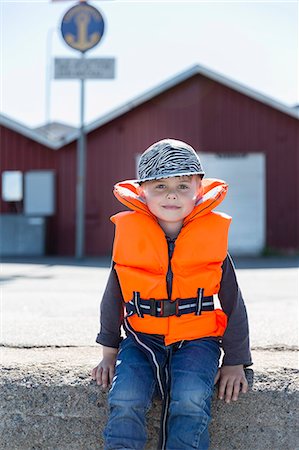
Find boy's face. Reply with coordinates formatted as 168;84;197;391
139;175;202;225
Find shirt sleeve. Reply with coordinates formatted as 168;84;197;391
218;254;253;367
95;262;124;348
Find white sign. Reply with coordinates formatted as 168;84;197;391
2;171;23;202
51;0;109;3
54;57;115;79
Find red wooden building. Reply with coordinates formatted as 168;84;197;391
1;65;298;256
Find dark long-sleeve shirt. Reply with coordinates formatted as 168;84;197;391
96;253;252;367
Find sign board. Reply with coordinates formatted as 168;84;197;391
52;0;78;2
2;171;23;202
54;57;115;79
61;2;105;52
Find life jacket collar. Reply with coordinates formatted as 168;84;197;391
113;178;229;224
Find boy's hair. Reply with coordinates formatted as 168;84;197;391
137;138;205;183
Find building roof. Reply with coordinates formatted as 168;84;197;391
1;64;298;150
0;113;79;150
34;122;78;143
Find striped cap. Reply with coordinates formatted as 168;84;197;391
137;138;205;183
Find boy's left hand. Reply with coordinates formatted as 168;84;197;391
214;364;248;403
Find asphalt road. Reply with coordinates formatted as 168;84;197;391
1;256;298;350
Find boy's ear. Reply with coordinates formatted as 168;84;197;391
137;184;146;200
195;183;204;202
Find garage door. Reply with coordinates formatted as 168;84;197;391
199;153;266;256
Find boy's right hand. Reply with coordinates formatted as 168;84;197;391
91;346;118;389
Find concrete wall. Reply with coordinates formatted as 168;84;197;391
1;348;298;450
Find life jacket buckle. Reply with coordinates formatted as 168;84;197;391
148;298;159;317
161;299;179;317
127;290;214;318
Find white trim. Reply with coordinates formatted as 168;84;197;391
124;318;165;399
133;291;142;317
87;64;298;136
1;63;298;150
161;364;170;450
0;113;79;150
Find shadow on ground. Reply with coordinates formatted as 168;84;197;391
0;256;111;269
1;255;298;270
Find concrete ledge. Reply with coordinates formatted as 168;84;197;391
0;348;298;450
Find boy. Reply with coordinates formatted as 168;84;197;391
92;139;252;449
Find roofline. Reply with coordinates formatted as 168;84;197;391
86;64;298;135
0;113;79;150
194;64;299;119
1;63;298;150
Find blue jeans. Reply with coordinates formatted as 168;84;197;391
104;335;220;450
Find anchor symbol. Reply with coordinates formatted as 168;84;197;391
65;11;101;51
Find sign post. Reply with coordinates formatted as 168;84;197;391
58;1;114;259
77;52;86;260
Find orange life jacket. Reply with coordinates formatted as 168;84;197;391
111;178;232;346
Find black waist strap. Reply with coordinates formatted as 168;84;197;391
126;289;214;318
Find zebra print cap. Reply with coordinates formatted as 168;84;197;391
137;138;205;183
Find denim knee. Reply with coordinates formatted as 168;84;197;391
108;378;155;412
170;378;211;410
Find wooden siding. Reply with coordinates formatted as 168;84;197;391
1;74;298;255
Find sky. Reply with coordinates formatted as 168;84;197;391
1;0;298;128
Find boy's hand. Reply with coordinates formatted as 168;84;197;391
91;346;118;389
214;364;248;403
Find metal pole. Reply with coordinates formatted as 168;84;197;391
45;27;57;124
75;52;86;259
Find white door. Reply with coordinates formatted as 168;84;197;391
199;153;266;256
